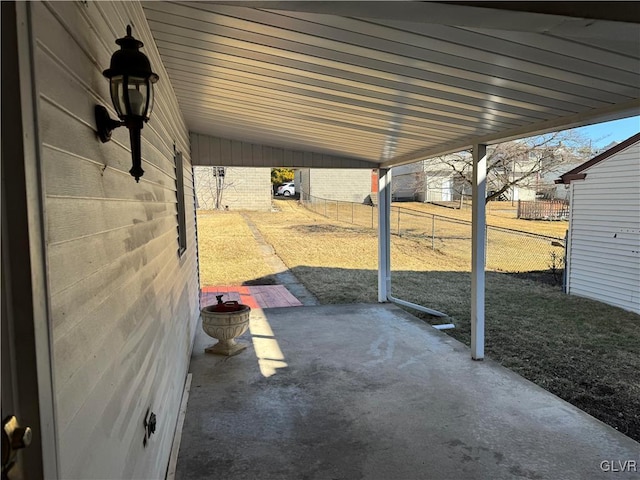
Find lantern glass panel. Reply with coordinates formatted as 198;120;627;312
146;80;155;120
109;75;150;119
126;77;149;117
109;75;126;118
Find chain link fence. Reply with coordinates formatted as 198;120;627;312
300;193;566;282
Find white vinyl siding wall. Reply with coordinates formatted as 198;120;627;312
31;1;199;478
567;141;640;314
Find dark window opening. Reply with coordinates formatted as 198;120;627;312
175;151;187;256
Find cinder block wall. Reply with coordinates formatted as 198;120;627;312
194;166;271;211
303;169;372;203
297;169;310;199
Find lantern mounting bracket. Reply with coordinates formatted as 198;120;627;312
95;105;124;143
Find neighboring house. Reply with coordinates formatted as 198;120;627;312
393;149;586;203
194;166;271;211
297;168;373;203
391;162;424;201
539;163;584;201
544;142;618;201
392;156;473;203
556;133;640;314
392;161;467;202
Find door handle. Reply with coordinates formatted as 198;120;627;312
2;416;32;476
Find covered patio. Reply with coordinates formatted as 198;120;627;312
146;0;640;359
149;2;640;477
5;2;638;478
174;303;639;479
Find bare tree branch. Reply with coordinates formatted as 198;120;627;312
194;166;240;210
407;130;593;204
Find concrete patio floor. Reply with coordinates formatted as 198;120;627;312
175;303;639;480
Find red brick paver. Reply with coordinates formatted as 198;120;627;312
200;285;303;309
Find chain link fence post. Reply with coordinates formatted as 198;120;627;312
432;214;435;250
562;229;568;291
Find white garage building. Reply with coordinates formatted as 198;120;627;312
557;133;640;314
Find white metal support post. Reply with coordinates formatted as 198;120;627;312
471;144;487;360
379;166;449;320
377;168;391;302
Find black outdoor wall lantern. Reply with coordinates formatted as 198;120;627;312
95;25;159;182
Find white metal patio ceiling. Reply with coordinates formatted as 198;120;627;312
143;1;640;167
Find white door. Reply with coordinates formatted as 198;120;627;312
442;179;452;201
2;3;58;478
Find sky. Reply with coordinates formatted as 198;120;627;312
572;116;640;148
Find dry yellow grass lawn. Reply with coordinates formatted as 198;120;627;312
397;201;568;238
303;199;567;238
244;200;472;305
245;201;470;273
197;211;275;285
303;199;564;272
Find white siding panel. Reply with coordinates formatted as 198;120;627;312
577;197;639;208
54;230;177;411
570;255;640;274
46;196;176;244
568;268;640;293
43;144;176;203
573;188;639;197
570;280;639;305
32;2;199;479
571;236;640;252
39;98;175;188
48;215;177;297
567;140;640;314
571;227;640;242
574;164;638;176
571;199;640;209
570;216;639;230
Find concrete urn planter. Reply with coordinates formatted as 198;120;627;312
201;295;251;356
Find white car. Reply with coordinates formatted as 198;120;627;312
276;182;295;197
